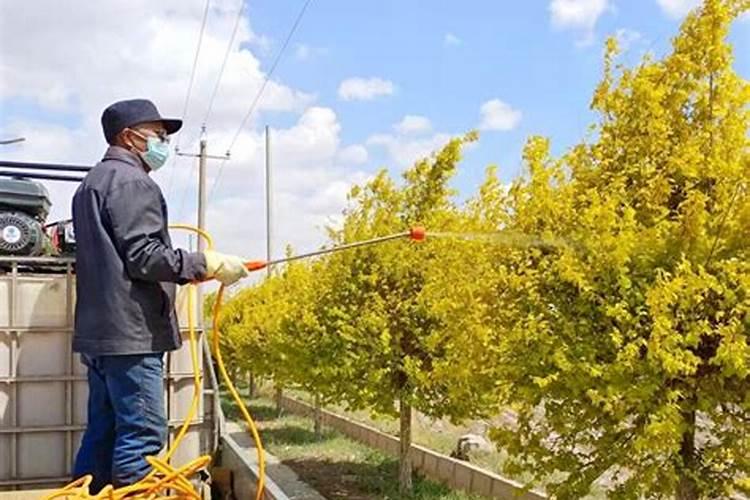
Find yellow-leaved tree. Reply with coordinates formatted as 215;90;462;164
314;133;503;492
426;1;749;498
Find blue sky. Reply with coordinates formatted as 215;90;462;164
250;0;749;194
1;0;748;255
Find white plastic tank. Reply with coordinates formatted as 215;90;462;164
0;257;218;491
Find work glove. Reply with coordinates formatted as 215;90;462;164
204;250;248;285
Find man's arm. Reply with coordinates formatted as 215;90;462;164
105;179;206;283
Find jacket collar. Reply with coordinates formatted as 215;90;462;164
102;145;145;170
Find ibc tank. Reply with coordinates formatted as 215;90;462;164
0;257;218;491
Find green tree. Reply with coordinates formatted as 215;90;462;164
427;1;749;498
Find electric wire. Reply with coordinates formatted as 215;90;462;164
208;0;313;202
166;0;212;204
202;0;246;130
174;155;199;225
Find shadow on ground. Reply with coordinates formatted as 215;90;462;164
261;425;336;446
227;424;334;450
220;397;280;422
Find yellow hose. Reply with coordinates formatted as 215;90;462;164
211;284;266;499
44;224;265;499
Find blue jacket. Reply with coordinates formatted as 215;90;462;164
72;146;206;355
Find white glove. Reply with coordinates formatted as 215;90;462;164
204;250;248;285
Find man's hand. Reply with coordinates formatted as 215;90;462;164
204;250;249;285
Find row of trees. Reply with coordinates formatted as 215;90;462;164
211;2;749;498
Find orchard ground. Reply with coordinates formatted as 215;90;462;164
221;393;485;500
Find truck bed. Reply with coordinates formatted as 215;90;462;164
0;490;55;499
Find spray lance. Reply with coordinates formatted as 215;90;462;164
241;226;427;272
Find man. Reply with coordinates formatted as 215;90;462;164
72;98;247;492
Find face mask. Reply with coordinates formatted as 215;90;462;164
129;130;170;171
140;136;170;171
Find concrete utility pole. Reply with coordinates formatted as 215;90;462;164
265;125;272;276
266;125;282;412
197;133;207;254
176;126;228;326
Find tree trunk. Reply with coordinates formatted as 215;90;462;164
313;394;322;439
676;407;698;500
398;399;413;493
247;372;255;399
275;385;283;416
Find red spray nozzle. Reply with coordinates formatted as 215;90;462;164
409;226;426;242
245;260;268;272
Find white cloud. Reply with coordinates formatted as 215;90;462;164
549;0;610;44
246;32;273;57
0;1;312;127
550;0;609;29
0;1;369;258
394;115;433;135
444;33;462;46
0;121;89;222
337;145;369;165
615;28;643;51
293;43;327;61
655;0;701;18
367;132;453;169
140;105;374;260
366;113;479;169
338;77;395;101
295;44;312;60
170;106;372;255
478;99;522;131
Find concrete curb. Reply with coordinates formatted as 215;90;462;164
279;395;547;500
219;422;326;500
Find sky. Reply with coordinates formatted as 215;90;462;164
0;0;748;260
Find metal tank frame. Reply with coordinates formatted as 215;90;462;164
0;257;221;491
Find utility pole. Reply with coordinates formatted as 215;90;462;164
265;125;273;275
266;125;282;413
176;126;228;326
198;133;207;255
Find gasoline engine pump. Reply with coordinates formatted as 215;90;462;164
0;160;85;259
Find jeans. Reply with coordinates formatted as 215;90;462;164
73;353;167;493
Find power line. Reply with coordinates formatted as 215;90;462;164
202;0;245;129
208;0;313;202
166;0;212;201
207;157;230;201
226;0;312;155
173;155;196;223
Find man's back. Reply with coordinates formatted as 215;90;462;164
72;145;189;355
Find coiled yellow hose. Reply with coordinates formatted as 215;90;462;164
44;224;265;499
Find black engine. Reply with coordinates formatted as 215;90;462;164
0;177;51;256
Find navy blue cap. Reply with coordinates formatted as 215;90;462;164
101;99;182;145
